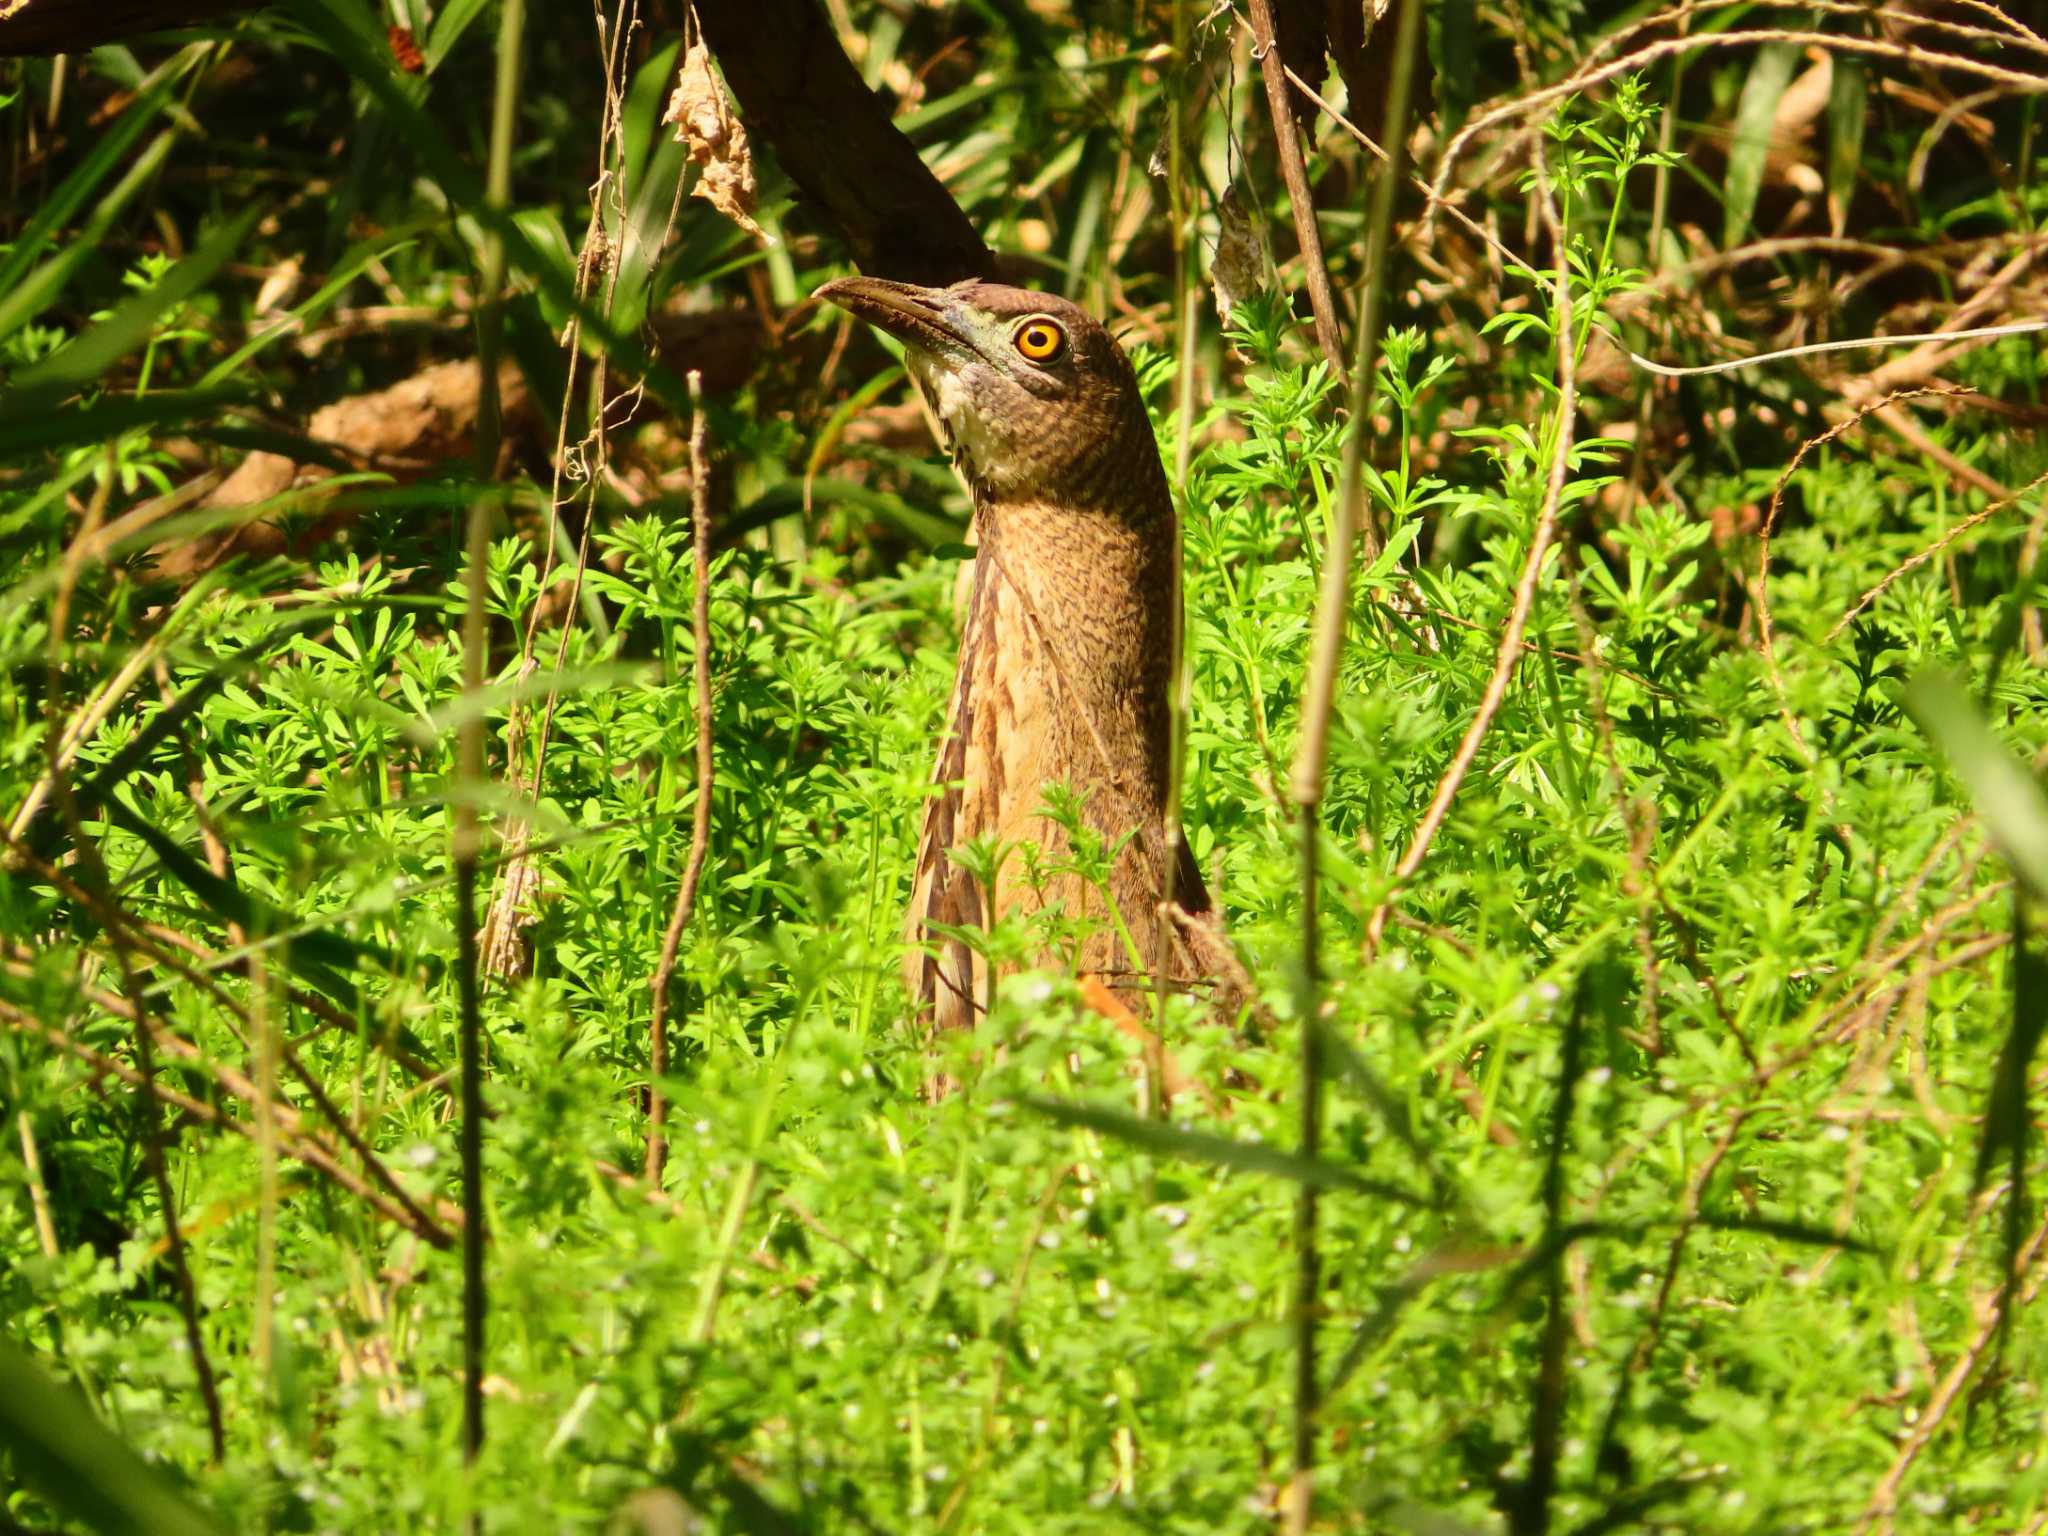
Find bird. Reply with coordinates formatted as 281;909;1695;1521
815;275;1229;1034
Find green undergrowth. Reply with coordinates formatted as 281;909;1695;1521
4;32;2048;1536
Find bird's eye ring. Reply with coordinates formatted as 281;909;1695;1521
1012;318;1067;363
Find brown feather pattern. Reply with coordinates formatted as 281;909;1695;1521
814;276;1227;1032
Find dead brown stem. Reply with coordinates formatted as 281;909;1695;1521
0;1000;455;1246
1245;0;1345;372
1827;467;2048;643
16;1110;59;1257
1429;26;2048;245
1855;1200;2048;1534
646;370;716;1182
1362;151;1581;955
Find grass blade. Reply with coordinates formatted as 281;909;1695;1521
0;1342;225;1536
1723;42;1797;247
0;207;262;414
1825;54;1866;236
1028;1097;1425;1203
1905;672;2048;897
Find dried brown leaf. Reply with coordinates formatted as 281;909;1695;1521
664;41;767;242
1210;185;1264;326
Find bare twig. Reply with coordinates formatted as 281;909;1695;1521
1428;26;2048;246
479;0;642;981
1274;47;2048;394
1867;400;2012;503
0;835;457;1246
646;371;716;1182
40;462;227;1464
1629;317;2048;379
1855;1200;2048;1535
0;999;456;1243
1361;191;1581;953
1245;0;1344;372
1827;467;2048;642
1842;241;2044;400
16;1111;59;1257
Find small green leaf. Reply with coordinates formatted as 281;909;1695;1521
1825;55;1867;236
1723;43;1799;247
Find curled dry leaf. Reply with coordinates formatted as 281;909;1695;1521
1210;184;1264;326
664;41;768;242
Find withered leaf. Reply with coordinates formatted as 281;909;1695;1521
1210;185;1264;326
664;40;768;242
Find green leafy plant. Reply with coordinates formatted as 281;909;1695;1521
4;6;2046;1534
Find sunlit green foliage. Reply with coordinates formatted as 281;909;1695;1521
4;6;2047;1534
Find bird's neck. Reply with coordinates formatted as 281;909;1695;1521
972;490;1179;807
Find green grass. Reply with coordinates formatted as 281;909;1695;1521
4;5;2048;1533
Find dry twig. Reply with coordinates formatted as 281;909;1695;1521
1855;1200;2048;1535
1429;23;2048;246
1361;160;1582;956
646;371;716;1182
1827;467;2048;642
1245;0;1344;372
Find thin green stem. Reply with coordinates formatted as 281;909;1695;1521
454;0;527;1480
1283;0;1426;1526
1160;0;1199;1106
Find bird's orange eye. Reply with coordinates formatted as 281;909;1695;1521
1013;318;1066;363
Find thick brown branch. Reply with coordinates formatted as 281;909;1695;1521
693;0;992;285
0;0;256;55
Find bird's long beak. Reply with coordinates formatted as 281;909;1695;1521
814;276;975;359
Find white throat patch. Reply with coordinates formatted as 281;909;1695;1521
909;350;1009;491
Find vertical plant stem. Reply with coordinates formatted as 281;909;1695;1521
453;368;493;1475
478;0;638;979
251;948;277;1387
1168;0;1197;494
17;1111;59;1258
1282;0;1425;1526
126;981;227;1462
1245;0;1345;373
1627;20;1685;502
687;1159;761;1345
44;469;225;1464
1289;15;1423;811
1286;800;1323;1536
1361;64;1582;958
455;0;527;1479
647;371;716;1180
1512;977;1589;1536
1156;0;1199;1115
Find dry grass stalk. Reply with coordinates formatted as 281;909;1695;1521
645;370;716;1182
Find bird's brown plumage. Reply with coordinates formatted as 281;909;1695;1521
816;276;1221;1031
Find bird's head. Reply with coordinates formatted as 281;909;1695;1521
814;276;1160;515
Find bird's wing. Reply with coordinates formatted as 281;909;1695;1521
904;540;993;1031
904;527;1075;1030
